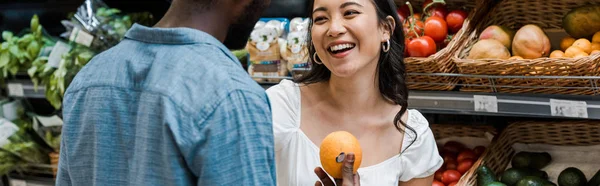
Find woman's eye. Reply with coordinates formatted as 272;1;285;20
344;10;360;16
313;16;327;23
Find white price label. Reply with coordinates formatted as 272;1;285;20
69;27;94;47
2;100;23;121
550;99;588;118
474;95;498;113
36;115;64;127
7;83;24;97
48;41;72;68
9;179;27;186
0;119;19;147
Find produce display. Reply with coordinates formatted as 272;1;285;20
433;141;485;186
0;0;154;109
398;0;469;57
467;5;600;60
0;118;49;166
476;151;600;186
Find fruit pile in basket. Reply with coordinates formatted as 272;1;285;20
398;0;469;57
468;5;600;60
554;32;600;58
476;151;600;186
433;141;485;186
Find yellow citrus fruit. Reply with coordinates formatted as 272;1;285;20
593;31;600;43
509;56;524;60
319;131;362;179
565;46;585;57
573;52;589;59
549;50;565;58
591;42;600;51
560;36;576;51
572;39;592;54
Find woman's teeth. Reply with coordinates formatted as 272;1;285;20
329;44;355;53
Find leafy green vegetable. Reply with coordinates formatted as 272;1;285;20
0;118;49;164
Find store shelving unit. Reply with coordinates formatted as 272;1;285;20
256;73;600;120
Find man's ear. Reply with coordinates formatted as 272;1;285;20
381;15;396;42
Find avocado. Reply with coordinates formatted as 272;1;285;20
501;168;528;186
529;152;552;170
501;168;549;186
479;165;498;186
588;169;600;186
487;182;508;186
512;152;531;169
525;168;549;180
558;167;587;186
511;152;552;169
517;176;547;186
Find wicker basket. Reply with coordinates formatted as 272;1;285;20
431;124;497;185
452;0;600;95
394;0;482;91
459;120;600;186
50;152;59;177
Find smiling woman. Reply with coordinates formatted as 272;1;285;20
266;0;443;185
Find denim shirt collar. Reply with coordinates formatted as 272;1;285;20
124;24;238;62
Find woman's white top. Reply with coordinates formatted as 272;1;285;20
266;80;444;186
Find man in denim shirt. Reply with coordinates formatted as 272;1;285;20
56;0;275;185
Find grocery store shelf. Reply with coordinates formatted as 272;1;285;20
256;77;600;120
409;91;600;120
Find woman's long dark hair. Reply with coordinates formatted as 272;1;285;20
296;0;417;152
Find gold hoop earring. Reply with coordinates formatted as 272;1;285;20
382;39;390;52
313;53;323;65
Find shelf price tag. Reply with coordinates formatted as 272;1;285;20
474;95;498;113
7;83;24;97
550;99;588;118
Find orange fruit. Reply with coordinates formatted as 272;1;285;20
560;36;576;51
549;50;565;58
593;31;600;43
565;46;585;57
319;131;362;179
591;42;600;51
572;39;592;54
573;52;589;59
509;56;523;60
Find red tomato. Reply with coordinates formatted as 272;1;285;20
426;5;448;18
449;182;458;186
445;159;457;170
397;4;410;23
443;141;466;156
473;146;486;156
457;150;477;163
446;10;468;33
407;36;436;57
457;159;474;174
403;18;424;39
441;170;462;184
443;154;455;163
433;180;446;186
413;13;422;20
424;16;448;43
435;169;445;181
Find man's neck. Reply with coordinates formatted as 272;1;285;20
153;2;231;42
